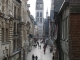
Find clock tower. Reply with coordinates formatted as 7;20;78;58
35;0;44;38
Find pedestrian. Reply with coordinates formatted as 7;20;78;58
32;54;34;60
52;53;54;60
39;45;41;49
50;46;53;53
43;45;46;54
35;56;38;60
37;41;39;46
44;48;45;54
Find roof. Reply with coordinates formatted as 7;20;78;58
54;0;64;12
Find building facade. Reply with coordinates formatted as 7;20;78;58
54;0;80;60
35;0;44;38
34;21;38;38
0;0;32;60
50;0;55;40
20;0;29;60
0;0;21;60
28;14;34;52
43;10;49;38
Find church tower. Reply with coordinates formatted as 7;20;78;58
35;0;44;38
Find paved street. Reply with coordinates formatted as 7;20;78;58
26;40;53;60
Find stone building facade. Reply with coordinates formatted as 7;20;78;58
0;0;32;60
35;0;44;38
0;0;19;60
28;15;34;52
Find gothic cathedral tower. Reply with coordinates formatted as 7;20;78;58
35;0;44;38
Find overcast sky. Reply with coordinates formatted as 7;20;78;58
28;0;51;19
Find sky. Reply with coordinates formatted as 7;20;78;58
28;0;51;19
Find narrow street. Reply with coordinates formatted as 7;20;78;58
26;40;53;60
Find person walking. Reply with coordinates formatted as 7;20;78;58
35;56;38;60
32;54;34;60
50;47;52;53
39;45;41;49
52;53;54;60
44;48;46;54
43;44;46;54
37;41;39;47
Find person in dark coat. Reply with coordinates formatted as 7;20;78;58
43;45;46;54
37;41;39;46
39;45;41;49
52;53;54;60
32;54;34;60
35;56;38;60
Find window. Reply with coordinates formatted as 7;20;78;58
36;18;39;22
2;28;4;43
17;39;19;50
6;0;8;14
14;22;16;34
64;18;67;39
40;18;42;22
2;0;4;12
6;0;8;8
36;4;39;9
36;12;39;17
13;40;16;52
13;39;19;52
62;16;68;40
62;21;63;39
40;4;42;9
40;12;42;17
18;8;20;18
65;17;69;39
6;29;8;42
17;23;19;34
14;6;16;18
16;8;18;18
